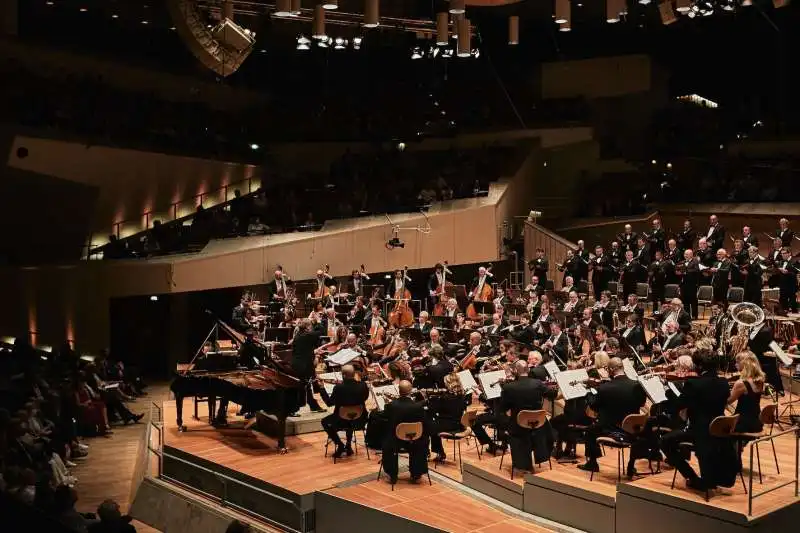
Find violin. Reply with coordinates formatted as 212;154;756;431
466;263;494;320
432;260;455;317
388;265;414;328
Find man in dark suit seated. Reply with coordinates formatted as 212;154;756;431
660;349;738;491
318;364;369;459
501;360;556;471
578;358;647;477
381;380;429;483
527;351;550;381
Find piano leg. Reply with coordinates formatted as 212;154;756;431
276;415;288;453
175;395;187;432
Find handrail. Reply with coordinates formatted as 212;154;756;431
525;219;577;249
554;210;660;233
746;426;799;516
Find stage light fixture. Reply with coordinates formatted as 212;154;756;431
606;0;621;22
457;17;471;57
559;21;572;31
449;0;466;14
364;0;380;27
322;0;338;9
313;4;326;39
275;0;292;17
555;0;570;24
676;0;691;12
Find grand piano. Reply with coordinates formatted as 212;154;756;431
170;316;302;451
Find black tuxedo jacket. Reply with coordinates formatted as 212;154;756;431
591;375;646;428
321;378;369;412
385;396;427;434
499;376;553;423
291;330;322;377
706;225;726;251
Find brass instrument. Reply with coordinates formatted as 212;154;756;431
728;302;766;357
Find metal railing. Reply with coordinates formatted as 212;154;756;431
84;175;258;258
747;426;800;516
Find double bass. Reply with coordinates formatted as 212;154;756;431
432;261;455;317
313;264;331;299
389;266;414;328
466;264;494;320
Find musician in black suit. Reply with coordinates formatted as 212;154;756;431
529;248;549;288
609;242;624;271
349;269;370;298
680;249;701;320
676;219;696;254
591;245;612;301
662;298;692;334
743;247;765;306
705;215;726;253
266;269;290;300
647;218;666;259
575;241;591;282
381;381;429;483
387;269;410;299
766;239;784;288
525;275;545;297
290;319;325;413
427;263;447;309
414;311;433;338
510;314;537;346
428;375;469;462
527;351;550;380
619;316;646;353
741;226;759;250
542;321;570;365
652;320;684;361
634;237;651;269
578;358;646;476
415;345;453;389
777;248;799;313
348;296;367;326
661;349;739;490
501;360;556;470
318;364;369;458
665;239;682;266
709;248;732;308
777;218;794;248
648;249;671;312
620;251;641;300
618;224;638;253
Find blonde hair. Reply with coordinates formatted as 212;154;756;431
593;350;610;369
736;351;765;387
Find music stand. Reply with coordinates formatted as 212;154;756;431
431;316;455;330
262;327;293;343
472;301;495;320
505;303;527;319
400;328;425;345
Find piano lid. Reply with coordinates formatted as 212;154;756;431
214;317;301;384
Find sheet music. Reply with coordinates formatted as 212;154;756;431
638;374;668;404
554;369;590;401
667;381;681;397
371;384;399;411
318;372;343;382
477;370;507;400
622;358;638;380
698;263;709;271
457;370;479;395
326;348;362;366
543;361;560;378
769;341;794;366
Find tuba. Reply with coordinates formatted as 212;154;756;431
728;302;765;357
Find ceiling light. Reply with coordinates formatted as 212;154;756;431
364;0;380;27
555;0;570;24
112;14;119;18
80;7;88;12
46;1;53;5
297;34;311;45
297;42;310;50
322;0;338;9
250;144;260;150
274;0;292;17
559;21;572;31
508;15;519;45
639;0;652;4
449;0;466;15
142;20;149;24
411;46;423;59
676;0;691;12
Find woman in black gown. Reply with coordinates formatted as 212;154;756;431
728;351;765;433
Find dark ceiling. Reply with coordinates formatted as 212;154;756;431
13;0;800;128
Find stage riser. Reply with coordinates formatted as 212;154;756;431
462;464;524;509
162;447;314;532
315;492;445;533
523;483;615;533
131;478;278;533
616;491;800;533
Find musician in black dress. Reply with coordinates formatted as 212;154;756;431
290;318;326;413
749;320;784;395
318;364;369;458
728;352;764;433
428;374;469;463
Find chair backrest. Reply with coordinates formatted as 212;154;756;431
697;285;713;301
461;410;477;428
621;413;648;435
727;287;744;303
636;283;649;298
516;409;547;429
395;422;424;442
760;404;778;425
709;414;739;437
664;284;680;299
338;405;364;421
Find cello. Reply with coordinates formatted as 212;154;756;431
388;266;414;328
466;264;494;320
432;261;454;316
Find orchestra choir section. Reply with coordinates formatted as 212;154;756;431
163;214;800;533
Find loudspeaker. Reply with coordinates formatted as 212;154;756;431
211;18;255;52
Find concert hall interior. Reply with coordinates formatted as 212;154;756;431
2;1;800;533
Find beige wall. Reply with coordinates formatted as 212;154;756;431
541;55;653;100
7;135;261;241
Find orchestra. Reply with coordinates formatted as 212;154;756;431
174;214;800;494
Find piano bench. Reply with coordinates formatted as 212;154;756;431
194;395;212;420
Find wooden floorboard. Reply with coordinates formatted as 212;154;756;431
69;385;170;533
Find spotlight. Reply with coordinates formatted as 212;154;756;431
150;295;159;302
411;46;423;59
250;143;260;150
